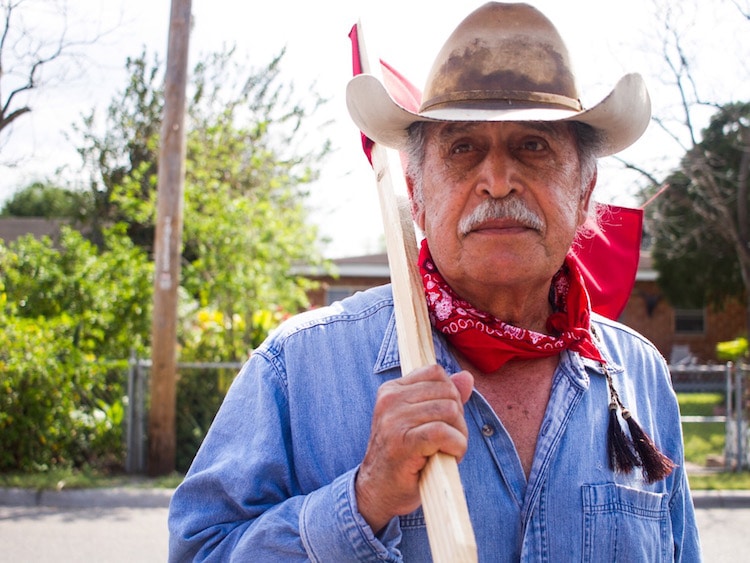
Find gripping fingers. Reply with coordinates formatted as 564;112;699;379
404;417;469;461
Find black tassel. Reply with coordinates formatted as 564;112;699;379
623;409;675;484
607;403;640;474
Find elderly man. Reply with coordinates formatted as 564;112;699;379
168;3;701;561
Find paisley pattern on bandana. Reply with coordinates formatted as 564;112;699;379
418;239;605;373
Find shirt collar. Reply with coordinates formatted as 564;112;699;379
373;308;461;376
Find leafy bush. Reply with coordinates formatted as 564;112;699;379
716;337;748;361
0;226;150;472
0;316;127;471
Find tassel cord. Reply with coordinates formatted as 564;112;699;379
603;364;675;483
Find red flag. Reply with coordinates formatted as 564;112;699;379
349;25;420;164
570;206;643;319
348;24;642;320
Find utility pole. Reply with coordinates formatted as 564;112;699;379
147;0;191;476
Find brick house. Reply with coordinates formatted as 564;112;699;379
304;250;747;363
303;253;391;309
619;251;746;363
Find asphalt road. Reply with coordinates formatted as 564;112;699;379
0;488;172;563
1;488;749;561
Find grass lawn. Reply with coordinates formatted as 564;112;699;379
688;471;750;490
678;392;726;466
677;392;750;489
0;467;184;491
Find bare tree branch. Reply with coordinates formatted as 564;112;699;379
0;104;29;128
0;0;117;146
611;156;662;186
650;115;690;154
728;0;750;19
1;31;64;128
661;9;699;147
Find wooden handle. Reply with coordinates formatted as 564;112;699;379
420;453;478;561
353;21;476;560
370;143;477;562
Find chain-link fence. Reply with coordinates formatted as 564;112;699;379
125;355;244;474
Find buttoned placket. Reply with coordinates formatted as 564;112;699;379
454;349;593;560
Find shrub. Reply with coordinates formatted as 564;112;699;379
0;316;126;471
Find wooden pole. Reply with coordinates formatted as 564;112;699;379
355;22;478;562
147;0;191;476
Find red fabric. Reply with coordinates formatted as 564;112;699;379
419;239;605;373
348;23;642;321
348;25;372;161
569;206;643;320
349;24;421;164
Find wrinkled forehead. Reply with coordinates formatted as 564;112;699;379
426;120;577;143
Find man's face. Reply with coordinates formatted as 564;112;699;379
412;120;593;301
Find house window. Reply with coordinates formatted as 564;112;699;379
674;309;705;335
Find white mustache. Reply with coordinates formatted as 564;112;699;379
459;198;544;236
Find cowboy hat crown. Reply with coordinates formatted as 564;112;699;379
346;2;651;157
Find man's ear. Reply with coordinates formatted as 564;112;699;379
578;167;597;227
405;175;426;231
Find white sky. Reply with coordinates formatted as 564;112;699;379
1;0;747;257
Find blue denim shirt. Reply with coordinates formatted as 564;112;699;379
168;284;702;561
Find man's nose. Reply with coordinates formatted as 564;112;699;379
474;147;520;199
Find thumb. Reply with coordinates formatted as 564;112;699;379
450;370;474;404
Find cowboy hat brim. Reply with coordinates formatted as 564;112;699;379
346;72;651;157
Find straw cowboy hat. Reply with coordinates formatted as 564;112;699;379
346;2;651;157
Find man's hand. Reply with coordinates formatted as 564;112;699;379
355;365;474;533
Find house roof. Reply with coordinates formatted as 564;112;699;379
292;252;391;278
313;250;658;282
0;217;67;244
330;253;390;277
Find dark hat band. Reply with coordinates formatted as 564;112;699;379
420;89;583;114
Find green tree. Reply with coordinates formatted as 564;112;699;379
646;102;750;332
1;225;152;358
619;3;750;340
73;47;330;361
73;51;163;250
0;46;332;472
0;181;92;218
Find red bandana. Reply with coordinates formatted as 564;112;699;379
418;239;605;373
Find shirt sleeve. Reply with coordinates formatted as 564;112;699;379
669;463;703;562
167;351;403;561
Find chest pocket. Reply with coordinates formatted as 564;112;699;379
582;483;672;563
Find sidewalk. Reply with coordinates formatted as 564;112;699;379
0;485;173;508
0;486;172;563
691;489;750;508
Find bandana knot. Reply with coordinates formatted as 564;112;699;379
418;239;605;373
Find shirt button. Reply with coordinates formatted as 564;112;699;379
481;424;494;437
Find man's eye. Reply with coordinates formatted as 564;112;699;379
451;142;474;154
522;139;547;152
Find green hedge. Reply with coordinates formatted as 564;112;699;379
0;316;126;472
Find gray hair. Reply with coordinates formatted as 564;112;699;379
403;121;604;238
